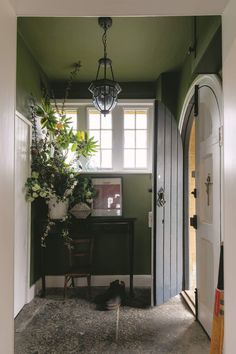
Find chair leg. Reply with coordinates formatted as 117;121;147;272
87;275;91;299
71;277;75;288
64;276;68;299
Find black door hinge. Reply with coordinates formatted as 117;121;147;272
194;85;199;117
190;214;198;229
191;188;197;198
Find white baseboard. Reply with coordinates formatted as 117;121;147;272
27;278;42;303
39;274;152;289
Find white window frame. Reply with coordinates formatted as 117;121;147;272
87;107;113;170
54;99;154;173
122;106;151;171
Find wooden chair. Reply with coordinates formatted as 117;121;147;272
64;237;94;299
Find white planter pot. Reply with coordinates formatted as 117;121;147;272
48;198;69;220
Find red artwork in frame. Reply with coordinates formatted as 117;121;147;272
91;177;122;216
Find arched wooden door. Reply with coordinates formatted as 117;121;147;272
195;81;222;335
179;75;222;336
153;101;183;305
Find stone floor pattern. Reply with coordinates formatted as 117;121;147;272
15;288;210;354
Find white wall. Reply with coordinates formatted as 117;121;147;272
222;2;236;353
0;0;16;353
13;0;228;16
0;1;232;352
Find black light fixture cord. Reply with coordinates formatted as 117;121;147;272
103;27;108;80
102;27;108;59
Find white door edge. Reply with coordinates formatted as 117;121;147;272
14;111;32;316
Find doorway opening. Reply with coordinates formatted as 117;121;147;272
180;75;222;335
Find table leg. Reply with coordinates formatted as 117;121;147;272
41;246;46;297
129;222;134;297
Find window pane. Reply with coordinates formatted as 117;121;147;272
89;150;100;168
136;130;147;148
88;111;100;129
136;111;147;129
65;143;75;164
101;130;112;149
101;149;112;168
66;110;77;131
124;111;135;129
89;130;100;145
124;149;135;168
136;149;147;168
101;113;112;129
124;130;135;148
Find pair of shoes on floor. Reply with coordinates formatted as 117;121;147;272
94;280;126;310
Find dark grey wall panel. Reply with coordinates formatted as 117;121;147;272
155;102;165;305
164;109;172;302
154;101;183;306
171;116;178;297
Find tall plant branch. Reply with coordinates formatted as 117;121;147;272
52;61;81;116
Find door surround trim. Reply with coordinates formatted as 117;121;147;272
179;74;222;134
179;74;223;333
15;111;33;316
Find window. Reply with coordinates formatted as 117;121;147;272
123;109;148;169
65;110;77;131
54;109;78;131
59;100;153;172
87;108;112;169
86;103;153;172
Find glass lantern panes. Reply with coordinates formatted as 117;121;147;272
123;109;148;169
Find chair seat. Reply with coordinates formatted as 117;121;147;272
65;266;92;277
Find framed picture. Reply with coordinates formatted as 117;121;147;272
91;177;122;216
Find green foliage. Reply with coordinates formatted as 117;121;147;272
70;176;97;207
26;98;98;204
26;98;98;247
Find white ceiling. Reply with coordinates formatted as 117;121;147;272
13;0;228;17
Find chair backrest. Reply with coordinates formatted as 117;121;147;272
69;237;94;268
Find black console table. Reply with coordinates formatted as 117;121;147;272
41;216;136;297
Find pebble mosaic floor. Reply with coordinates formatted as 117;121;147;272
15;288;210;354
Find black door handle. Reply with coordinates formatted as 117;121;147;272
157;188;166;207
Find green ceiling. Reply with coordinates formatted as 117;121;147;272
18;17;193;82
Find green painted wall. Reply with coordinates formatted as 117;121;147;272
157;16;222;121
115;174;152;274
19;15;221;284
16;30;51;284
16;31;49;118
17;30;153;282
31;174;152;283
176;16;221;121
51;81;156;100
92;173;152;275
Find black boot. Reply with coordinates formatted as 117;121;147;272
95;280;126;310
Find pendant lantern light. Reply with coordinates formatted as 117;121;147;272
89;17;121;115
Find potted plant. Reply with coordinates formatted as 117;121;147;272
25;64;97;246
70;176;97;219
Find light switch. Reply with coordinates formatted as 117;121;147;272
148;211;152;228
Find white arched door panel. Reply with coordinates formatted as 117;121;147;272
180;75;222;336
